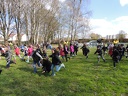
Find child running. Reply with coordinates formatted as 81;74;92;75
94;45;106;63
21;44;28;61
50;48;65;76
32;45;43;73
112;46;120;67
126;44;128;58
14;45;22;59
0;69;2;74
4;47;16;68
26;45;33;63
81;44;90;59
59;45;65;61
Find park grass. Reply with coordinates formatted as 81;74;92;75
0;48;128;96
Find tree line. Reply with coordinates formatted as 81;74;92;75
0;0;91;45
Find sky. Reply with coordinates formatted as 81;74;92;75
89;0;128;37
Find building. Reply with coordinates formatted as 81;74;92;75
8;34;17;42
0;36;4;42
8;33;29;42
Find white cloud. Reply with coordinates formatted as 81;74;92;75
120;0;128;6
90;16;128;37
59;0;66;3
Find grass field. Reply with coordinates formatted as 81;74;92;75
0;48;128;96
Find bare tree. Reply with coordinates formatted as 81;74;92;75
63;0;91;41
90;33;101;40
116;30;126;42
0;0;91;44
0;0;14;44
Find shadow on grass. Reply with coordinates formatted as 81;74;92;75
18;67;51;77
18;67;33;73
37;70;51;77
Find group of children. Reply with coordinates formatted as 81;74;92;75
80;42;128;67
0;42;128;75
108;43;128;67
0;43;69;76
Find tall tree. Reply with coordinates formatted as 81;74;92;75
0;0;14;44
116;30;126;42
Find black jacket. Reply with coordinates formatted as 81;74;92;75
74;45;78;51
32;48;43;62
102;46;108;51
63;46;69;54
40;59;52;73
112;48;119;61
50;52;62;65
126;46;128;52
94;49;102;56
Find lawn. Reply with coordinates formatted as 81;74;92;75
0;47;128;96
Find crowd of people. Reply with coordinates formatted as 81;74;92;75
78;42;128;67
0;41;128;75
0;41;78;76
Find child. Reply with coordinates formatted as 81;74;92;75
26;45;33;63
63;44;70;62
14;45;22;59
81;43;86;55
126;44;128;58
94;45;106;63
0;69;2;74
81;44;90;59
118;44;123;61
4;47;16;68
74;43;79;56
112;46;120;67
50;48;65;76
42;49;47;58
70;43;74;57
40;58;52;73
32;45;43;73
102;44;108;56
0;46;3;59
108;44;113;57
21;44;28;61
59;46;65;61
0;45;6;57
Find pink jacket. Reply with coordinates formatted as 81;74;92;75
14;47;20;55
70;45;74;52
60;48;65;56
27;47;33;56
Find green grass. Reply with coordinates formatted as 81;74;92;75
0;48;128;96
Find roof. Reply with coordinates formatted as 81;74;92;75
9;34;16;38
